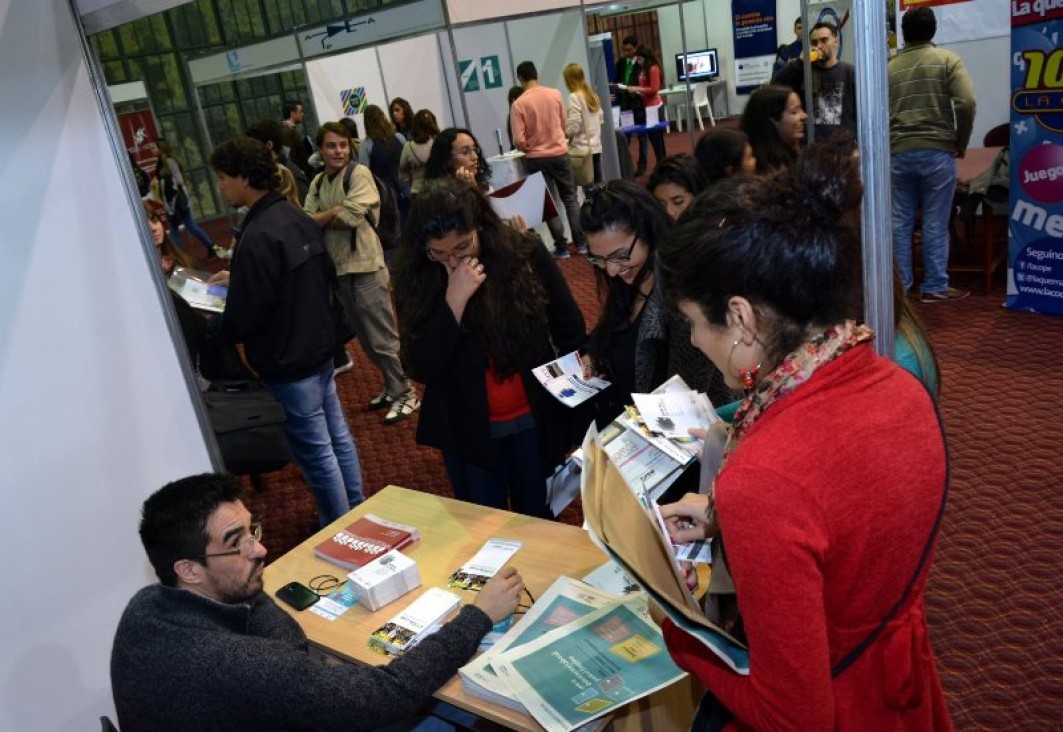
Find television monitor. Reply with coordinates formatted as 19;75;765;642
674;49;719;83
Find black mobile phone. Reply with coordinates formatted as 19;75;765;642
276;581;320;611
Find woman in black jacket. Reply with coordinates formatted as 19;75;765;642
395;179;586;517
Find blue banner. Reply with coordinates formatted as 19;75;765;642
1005;12;1063;316
732;0;778;94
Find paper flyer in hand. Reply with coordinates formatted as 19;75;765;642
168;267;227;313
491;597;686;732
533;351;611;408
598;420;683;501
460;576;620;710
447;539;522;590
630;390;715;442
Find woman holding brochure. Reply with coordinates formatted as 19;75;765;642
579;180;732;424
395;178;585;518
654;145;951;729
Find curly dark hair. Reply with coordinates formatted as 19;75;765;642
394;178;551;378
209;137;279;191
579;180;671;377
424;128;491;190
139;473;243;586
659;142;864;369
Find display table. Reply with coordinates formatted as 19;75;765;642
263;485;698;732
486;150;527;190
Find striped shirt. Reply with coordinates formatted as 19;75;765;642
887;42;976;154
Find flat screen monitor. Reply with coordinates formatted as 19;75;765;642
675;49;719;83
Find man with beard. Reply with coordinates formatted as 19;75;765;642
110;473;525;730
772;21;856;143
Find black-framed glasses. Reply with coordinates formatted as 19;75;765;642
426;231;478;262
193;523;262;560
584;231;639;268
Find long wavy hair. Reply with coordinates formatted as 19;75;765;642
563;63;601;113
395;178;551;378
579;180;671;373
423;128;491;190
363;104;396;145
740;85;800;173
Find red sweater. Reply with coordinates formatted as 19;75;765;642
664;345;952;731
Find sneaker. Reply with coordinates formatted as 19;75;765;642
920;287;970;304
334;350;354;375
367;390;393;411
553;247;571;260
383;391;421;424
214;245;233;260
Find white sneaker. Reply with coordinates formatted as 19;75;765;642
383;391;421;424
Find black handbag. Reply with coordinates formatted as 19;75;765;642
203;381;290;475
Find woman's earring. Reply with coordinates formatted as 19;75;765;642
729;338;761;394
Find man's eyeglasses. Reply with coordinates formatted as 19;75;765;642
194;523;262;559
584;231;639;268
426;233;477;262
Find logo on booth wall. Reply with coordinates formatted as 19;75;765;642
340;87;367;117
226;50;243;73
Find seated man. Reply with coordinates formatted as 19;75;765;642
110;473;524;730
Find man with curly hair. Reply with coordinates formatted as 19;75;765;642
210;136;364;526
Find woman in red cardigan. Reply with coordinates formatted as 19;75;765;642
655;144;952;731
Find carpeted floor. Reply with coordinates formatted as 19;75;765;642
190;128;1061;729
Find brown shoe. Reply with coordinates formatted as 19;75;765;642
920;287;970;303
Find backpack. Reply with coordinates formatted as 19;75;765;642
310;162;401;251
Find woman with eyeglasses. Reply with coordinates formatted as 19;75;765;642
424;127;492;191
580;181;731;422
654;144;950;730
394;178;585;518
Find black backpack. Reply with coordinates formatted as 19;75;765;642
310;162;401;251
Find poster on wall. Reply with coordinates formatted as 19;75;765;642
731;0;778;94
1004;7;1063;316
118;108;159;171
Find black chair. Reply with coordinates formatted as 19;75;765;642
983;123;1008;148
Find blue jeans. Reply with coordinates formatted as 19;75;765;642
263;364;364;525
891;149;957;293
169;204;214;253
442;415;551;518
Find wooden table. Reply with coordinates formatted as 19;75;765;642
954;146;1006;294
263;485;697;731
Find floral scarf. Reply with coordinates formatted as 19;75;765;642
706;320;874;533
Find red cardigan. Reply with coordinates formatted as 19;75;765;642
664;345;952;731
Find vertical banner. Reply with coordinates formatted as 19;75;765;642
1005;6;1063;315
117;108;159;171
732;0;778;94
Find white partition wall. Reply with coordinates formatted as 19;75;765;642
377;33;457;129
507;10;590;96
0;0;213;728
306;46;387;128
449;21;513;154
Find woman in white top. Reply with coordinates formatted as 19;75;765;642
563;63;604;185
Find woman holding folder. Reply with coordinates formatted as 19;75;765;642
395;179;585;518
655;145;951;730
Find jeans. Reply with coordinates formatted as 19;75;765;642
169;204;214;253
524;154;585;251
442;415;551;519
891;149;957;293
339;268;411;399
263;363;364;526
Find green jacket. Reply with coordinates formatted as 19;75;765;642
887;42;976;155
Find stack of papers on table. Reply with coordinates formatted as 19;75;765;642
313;513;419;571
368;587;461;656
446;539;522;590
348;549;420;611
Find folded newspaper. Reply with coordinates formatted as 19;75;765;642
580;425;749;675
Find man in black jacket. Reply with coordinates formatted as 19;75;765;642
211;136;363;526
771;21;856;143
111;473;525;730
